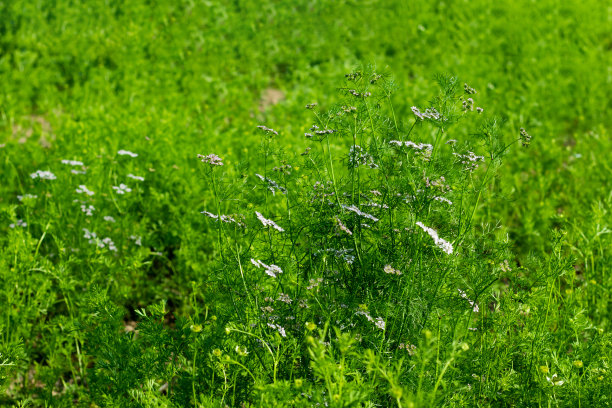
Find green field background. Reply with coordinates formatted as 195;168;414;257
3;0;611;254
1;0;612;405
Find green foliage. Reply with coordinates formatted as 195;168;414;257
1;0;611;406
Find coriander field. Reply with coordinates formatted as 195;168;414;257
1;1;612;406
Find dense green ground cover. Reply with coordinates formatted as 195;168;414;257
1;0;611;406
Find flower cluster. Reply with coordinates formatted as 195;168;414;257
341;204;379;222
251;258;283;278
117;150;138;157
334;217;352;236
398;343;417;355
433;196;453;205
9;219;27;228
76;185;95;196
361;200;389;210
61;159;84;166
261;305;274;313
347;89;371;98
383;265;402;275
310;181;336;204
127;174;145;181
272;164;292;175
267;323;287;337
464;83;477;94
112;184;132;194
256;125;279;136
424;176;451;192
255;174;287;195
305;124;335;139
458;289;479;313
520;127;532;147
80;204;95;216
345;71;362;81
339;105;357;114
255;211;285;232
83;228;117;251
389;140;433;160
370;72;382;84
411;106;441;121
17;194;37;201
197;153;223;166
355;310;386;330
389;140;433;151
348;145;377;168
453;151;485;171
101;238;118;252
201;210;245;227
30;170;56;180
307;278;323;290
462;97;474;111
416;221;453;255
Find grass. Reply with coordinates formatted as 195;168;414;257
1;0;611;406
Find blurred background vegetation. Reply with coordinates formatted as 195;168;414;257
2;0;610;259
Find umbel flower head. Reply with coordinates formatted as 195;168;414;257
255;211;284;232
197;153;223;166
384;265;402;275
256;125;279;136
250;258;283;278
416;221;453;255
112;184;132;194
127;174;145;181
117;149;138;157
519;128;532;147
30;170;56;180
61;159;84;166
76;185;95;196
